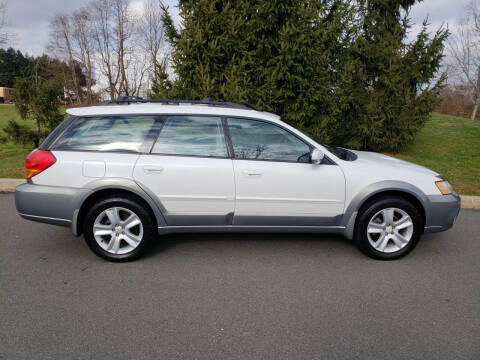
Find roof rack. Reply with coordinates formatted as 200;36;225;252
96;96;259;111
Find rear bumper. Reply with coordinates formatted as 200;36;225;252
15;183;90;230
424;193;461;234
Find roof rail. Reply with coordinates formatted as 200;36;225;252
96;96;145;106
96;96;259;111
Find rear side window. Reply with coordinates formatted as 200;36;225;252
52;116;159;152
227;118;311;163
151;116;228;158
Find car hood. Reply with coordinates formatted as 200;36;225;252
350;150;438;176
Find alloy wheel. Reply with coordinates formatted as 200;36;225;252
366;207;414;253
93;207;144;255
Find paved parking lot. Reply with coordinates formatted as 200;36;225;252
1;193;479;359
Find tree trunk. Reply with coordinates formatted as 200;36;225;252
471;100;479;120
35;118;41;148
62;24;82;104
86;52;93;104
473;67;480;120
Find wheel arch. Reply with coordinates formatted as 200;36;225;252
72;178;167;236
343;181;428;240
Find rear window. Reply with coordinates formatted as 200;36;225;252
52;116;160;152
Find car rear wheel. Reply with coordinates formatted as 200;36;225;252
83;196;156;261
355;196;423;260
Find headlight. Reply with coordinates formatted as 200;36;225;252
435;175;454;195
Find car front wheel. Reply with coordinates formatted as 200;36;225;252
355;196;423;260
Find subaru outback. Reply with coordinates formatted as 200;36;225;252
15;98;460;261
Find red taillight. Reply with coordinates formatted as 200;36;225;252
25;150;56;179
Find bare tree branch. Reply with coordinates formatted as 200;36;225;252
88;0;148;99
449;0;480;119
45;0;165;101
72;8;96;104
0;1;14;46
49;14;83;104
89;0;121;100
138;0;166;73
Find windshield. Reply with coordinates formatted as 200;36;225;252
287;125;355;161
321;144;349;160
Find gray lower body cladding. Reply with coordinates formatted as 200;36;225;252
15;183;90;229
14;183;461;237
423;193;461;234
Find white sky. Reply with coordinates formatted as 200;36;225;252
2;0;469;56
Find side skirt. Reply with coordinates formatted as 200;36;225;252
157;225;346;235
18;213;72;227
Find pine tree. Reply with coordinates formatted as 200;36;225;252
153;0;355;133
0;48;32;87
152;0;447;152
8;77;64;147
149;59;173;99
322;0;448;151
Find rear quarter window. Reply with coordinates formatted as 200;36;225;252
51;116;161;152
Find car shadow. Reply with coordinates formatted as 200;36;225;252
145;231;353;258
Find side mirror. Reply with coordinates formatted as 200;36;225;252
310;148;325;165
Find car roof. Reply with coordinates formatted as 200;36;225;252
66;103;281;123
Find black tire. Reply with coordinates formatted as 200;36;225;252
354;196;423;260
83;195;156;262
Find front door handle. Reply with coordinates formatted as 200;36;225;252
143;165;164;174
243;170;262;177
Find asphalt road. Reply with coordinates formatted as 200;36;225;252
1;194;479;360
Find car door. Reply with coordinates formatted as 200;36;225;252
227;118;345;226
133;115;235;226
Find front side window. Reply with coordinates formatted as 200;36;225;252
52;116;159;152
227;118;311;163
152;116;228;158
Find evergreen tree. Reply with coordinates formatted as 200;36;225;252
322;0;448;151
149;59;173;99
0;48;31;87
153;0;355;134
6;77;64;147
152;0;447;151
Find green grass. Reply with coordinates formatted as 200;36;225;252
0;105;33;178
385;113;480;196
1;107;479;195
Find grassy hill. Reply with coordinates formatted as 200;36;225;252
386;113;480;195
1;107;479;195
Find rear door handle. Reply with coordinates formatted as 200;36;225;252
143;165;164;174
243;170;262;177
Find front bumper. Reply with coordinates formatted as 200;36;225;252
424;193;461;234
15;183;90;229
